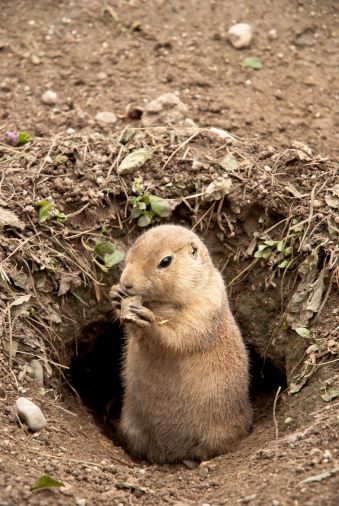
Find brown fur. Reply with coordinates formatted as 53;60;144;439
111;224;252;464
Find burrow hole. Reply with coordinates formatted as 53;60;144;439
68;315;287;444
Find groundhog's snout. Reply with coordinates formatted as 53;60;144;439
120;268;139;295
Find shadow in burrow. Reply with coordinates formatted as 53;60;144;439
68;312;287;451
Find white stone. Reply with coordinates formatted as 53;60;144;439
15;397;47;432
67;128;75;134
97;72;107;80
268;29;278;40
228;23;253;49
41;90;58;105
95;111;117;125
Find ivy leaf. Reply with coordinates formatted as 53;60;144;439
149;195;171;218
118;149;153;176
243;57;262;70
295;327;310;338
31;475;63;491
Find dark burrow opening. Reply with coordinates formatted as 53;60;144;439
68;316;287;443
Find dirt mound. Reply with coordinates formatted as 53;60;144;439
0;128;338;505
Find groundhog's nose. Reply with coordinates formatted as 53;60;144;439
120;272;134;292
122;281;133;291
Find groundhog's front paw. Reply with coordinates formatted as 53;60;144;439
109;284;127;311
122;300;155;327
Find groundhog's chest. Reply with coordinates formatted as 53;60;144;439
124;336;224;407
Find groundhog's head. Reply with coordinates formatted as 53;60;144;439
120;224;214;304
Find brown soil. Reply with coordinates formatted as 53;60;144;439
0;1;338;506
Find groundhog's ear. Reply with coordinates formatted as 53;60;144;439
189;240;198;257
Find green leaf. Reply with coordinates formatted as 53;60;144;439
31;475;63;491
17;131;33;145
263;240;278;247
278;259;291;269
295;327;310;338
243;57;262;70
101;226;109;235
55;210;66;222
131;206;145;219
220;154;238;171
138;213;153;227
95;241;116;258
254;245;271;258
118;149;153;176
38;203;53;223
149;195;171;218
95;241;124;268
104;249;125;268
131;178;144;195
36;199;50;208
277;240;284;252
142;194;151;205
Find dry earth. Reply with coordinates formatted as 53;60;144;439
0;1;338;506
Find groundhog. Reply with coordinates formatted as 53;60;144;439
110;224;252;464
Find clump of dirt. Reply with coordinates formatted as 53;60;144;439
0;127;338;505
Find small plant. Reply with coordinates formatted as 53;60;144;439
94;240;124;271
4;130;33;146
130;178;171;227
36;200;67;223
254;238;294;269
31;475;63;492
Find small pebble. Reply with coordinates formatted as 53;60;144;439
284;416;292;424
41;90;58;105
228;23;253;49
268;29;277;40
95;111;117;125
15;397;47;432
76;500;86;506
60;486;73;496
182;459;200;470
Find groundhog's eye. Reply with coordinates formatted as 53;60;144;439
158;255;173;269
